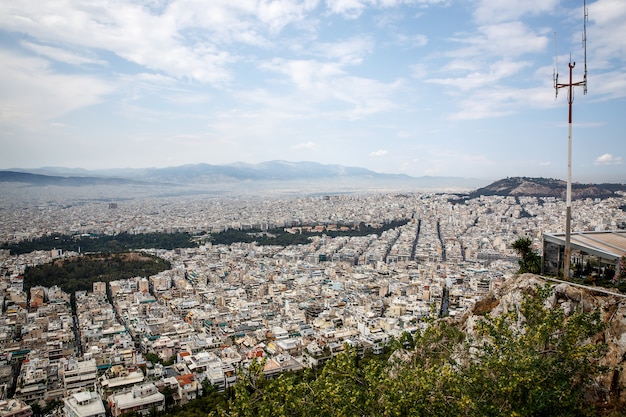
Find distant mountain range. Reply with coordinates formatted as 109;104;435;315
0;170;146;186
0;161;485;191
1;163;625;199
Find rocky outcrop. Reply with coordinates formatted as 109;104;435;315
460;273;626;408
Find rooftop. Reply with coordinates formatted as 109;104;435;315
544;230;626;261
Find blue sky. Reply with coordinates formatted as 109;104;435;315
0;0;624;182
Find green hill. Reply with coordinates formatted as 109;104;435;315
23;252;170;294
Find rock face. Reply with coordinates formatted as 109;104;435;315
461;273;626;406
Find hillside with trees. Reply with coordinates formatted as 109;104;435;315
23;252;170;294
2;232;198;255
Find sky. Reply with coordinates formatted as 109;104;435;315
0;0;625;182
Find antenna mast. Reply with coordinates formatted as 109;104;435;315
554;0;588;278
583;2;588;94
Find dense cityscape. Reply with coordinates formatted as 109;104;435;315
1;189;625;417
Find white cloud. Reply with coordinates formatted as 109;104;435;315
427;59;531;90
0;1;257;84
590;0;626;26
261;59;344;91
325;0;449;19
0;49;112;129
370;149;388;156
425;18;554;119
594;153;622;165
393;33;428;47
255;0;321;33
588;0;626;65
445;87;525;120
260;58;403;118
0;0;453;89
292;141;318;150
589;70;626;100
121;73;179;89
451;21;549;59
325;0;369;19
20;41;107;66
410;63;428;79
311;35;375;65
473;0;559;24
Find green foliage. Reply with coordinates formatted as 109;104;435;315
168;391;227;417
145;352;163;365
209;220;411;247
1;232;198;255
42;400;63;415
209;228;311;246
161;385;176;409
511;237;541;274
23;252;170;294
29;403;42;417
466;286;607;416
211;285;606;417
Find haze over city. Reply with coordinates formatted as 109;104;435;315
1;0;625;182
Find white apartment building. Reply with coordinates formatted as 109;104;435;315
107;383;164;417
64;391;105;417
60;359;98;393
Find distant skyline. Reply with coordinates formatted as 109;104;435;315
0;0;624;182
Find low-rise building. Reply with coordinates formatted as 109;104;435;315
64;391;106;417
107;383;164;417
0;399;33;417
60;359;98;394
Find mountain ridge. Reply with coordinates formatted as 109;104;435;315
0;170;147;186
1;161;485;190
3;165;624;199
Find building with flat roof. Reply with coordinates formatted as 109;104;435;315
64;391;105;417
0;399;33;417
107;383;164;417
60;359;98;393
543;230;626;278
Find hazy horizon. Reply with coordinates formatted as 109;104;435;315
3;160;626;185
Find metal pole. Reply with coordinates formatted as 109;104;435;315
564;62;574;278
554;1;587;278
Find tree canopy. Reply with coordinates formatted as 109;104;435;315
511;237;541;274
208;220;411;247
2;232;198;255
23;252;170;294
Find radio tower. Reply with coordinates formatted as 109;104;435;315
553;0;588;278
